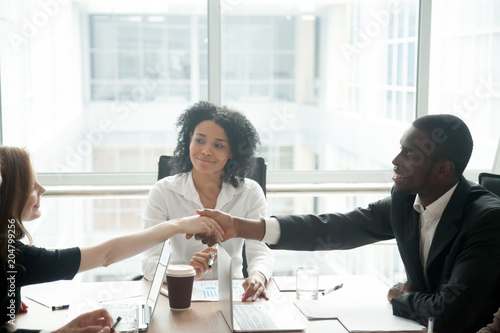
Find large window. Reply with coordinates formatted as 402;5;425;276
1;0;499;282
2;0;498;174
222;16;296;102
90;14;203;102
428;0;500;169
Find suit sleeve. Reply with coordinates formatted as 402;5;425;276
272;196;394;251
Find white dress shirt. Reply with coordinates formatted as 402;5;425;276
142;172;274;281
262;217;281;245
413;183;458;271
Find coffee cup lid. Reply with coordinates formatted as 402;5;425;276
166;265;196;277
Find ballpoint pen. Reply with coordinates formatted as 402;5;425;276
110;316;122;333
208;251;216;268
51;304;69;311
427;317;434;333
322;283;343;296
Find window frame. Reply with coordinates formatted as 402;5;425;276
0;0;488;192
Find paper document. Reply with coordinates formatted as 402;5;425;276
161;280;245;302
192;280;244;301
294;299;425;332
25;280;142;308
292;275;424;332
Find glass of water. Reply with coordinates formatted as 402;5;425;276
296;266;319;300
107;303;139;333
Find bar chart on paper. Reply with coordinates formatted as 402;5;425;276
192;280;244;301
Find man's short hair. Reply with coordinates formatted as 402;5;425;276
412;114;473;177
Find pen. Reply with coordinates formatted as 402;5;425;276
51;304;69;311
208;251;216;268
111;316;121;333
427;317;434;333
322;283;343;296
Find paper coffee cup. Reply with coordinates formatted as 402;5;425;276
166;265;196;311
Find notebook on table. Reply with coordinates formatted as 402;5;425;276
103;241;171;332
218;244;306;332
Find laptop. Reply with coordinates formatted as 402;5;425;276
104;241;171;332
218;245;306;332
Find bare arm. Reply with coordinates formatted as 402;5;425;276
79;215;222;273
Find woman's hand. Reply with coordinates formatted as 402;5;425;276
52;308;115;333
19;301;29;313
177;215;224;243
190;247;217;280
241;271;268;301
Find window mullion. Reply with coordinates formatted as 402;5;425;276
208;0;221;105
415;0;432;117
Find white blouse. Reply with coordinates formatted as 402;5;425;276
141;172;274;281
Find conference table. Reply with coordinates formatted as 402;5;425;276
13;276;426;333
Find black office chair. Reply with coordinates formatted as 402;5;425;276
158;155;267;277
478;172;500;197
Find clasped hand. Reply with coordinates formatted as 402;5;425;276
185;209;237;246
387;281;414;303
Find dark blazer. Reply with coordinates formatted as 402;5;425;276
272;176;500;333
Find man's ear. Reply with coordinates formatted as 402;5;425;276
437;160;455;177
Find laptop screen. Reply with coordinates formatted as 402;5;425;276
147;241;171;318
218;244;234;330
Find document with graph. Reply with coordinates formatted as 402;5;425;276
191;280;244;301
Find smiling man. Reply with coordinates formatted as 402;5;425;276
196;114;500;333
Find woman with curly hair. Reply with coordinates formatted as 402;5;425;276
142;101;273;301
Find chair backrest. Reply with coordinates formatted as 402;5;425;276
158;155;267;196
478;172;500;197
158;155;173;180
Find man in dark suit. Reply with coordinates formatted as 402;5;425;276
195;114;500;333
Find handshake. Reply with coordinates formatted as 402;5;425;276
187;209;238;246
186;209;266;246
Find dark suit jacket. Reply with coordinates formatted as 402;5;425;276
272;176;500;333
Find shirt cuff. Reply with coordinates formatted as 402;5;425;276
261;217;281;245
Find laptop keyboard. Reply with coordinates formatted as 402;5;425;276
234;305;278;330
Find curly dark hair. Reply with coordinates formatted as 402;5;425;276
170;101;260;188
